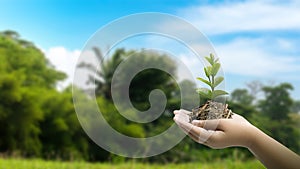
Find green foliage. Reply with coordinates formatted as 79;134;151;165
96;96;145;138
172;80;199;110
0;31;66;88
77;48;126;99
196;88;211;98
0;30;87;159
79;48;179;111
79;48;180;138
213;77;224;88
119;50;177;111
196;53;228;100
1;30;299;163
259;83;293;120
0;31;66;156
230;89;254;106
0;74;43;156
39;88;89;160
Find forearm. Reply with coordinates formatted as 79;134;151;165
247;126;300;169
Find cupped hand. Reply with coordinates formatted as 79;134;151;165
173;109;255;149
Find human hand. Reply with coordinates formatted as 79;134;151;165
173;109;255;149
174;109;300;169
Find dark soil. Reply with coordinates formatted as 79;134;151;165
189;100;233;122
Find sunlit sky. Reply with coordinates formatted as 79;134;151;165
1;0;300;99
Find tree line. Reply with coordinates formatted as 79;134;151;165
0;30;299;162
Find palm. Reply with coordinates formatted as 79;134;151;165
77;48;125;99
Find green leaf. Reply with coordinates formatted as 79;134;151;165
211;90;228;99
205;56;214;66
210;53;219;61
205;66;212;77
213;76;224;88
211;63;220;76
196;88;212;99
204;67;210;78
197;77;212;87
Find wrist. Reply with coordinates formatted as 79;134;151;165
245;125;261;151
243;124;260;149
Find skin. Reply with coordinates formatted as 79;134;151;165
173;109;300;169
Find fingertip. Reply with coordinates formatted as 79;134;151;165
173;115;183;123
173;115;179;121
173;110;180;114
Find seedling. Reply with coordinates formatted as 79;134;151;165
189;53;233;121
196;53;228;100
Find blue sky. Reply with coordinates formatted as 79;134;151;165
1;0;300;99
1;0;203;49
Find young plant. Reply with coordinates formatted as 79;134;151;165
196;53;228;100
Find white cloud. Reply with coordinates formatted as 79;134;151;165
178;0;300;35
276;38;296;51
176;37;300;78
44;47;81;88
42;0;300;90
215;37;300;76
172;0;300;78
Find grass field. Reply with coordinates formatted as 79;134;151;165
0;158;265;169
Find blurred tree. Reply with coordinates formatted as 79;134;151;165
79;48;180;120
258;83;293;120
78;48;179;109
39;87;89;160
0;30;66;88
0;74;43;156
0;30;20;39
122;50;178;111
112;50;182;138
171;80;199;110
230;88;254;106
77;48;126;99
245;80;263;100
0;30;67;157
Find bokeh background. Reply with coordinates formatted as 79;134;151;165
0;0;299;168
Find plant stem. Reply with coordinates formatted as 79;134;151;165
211;75;215;92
